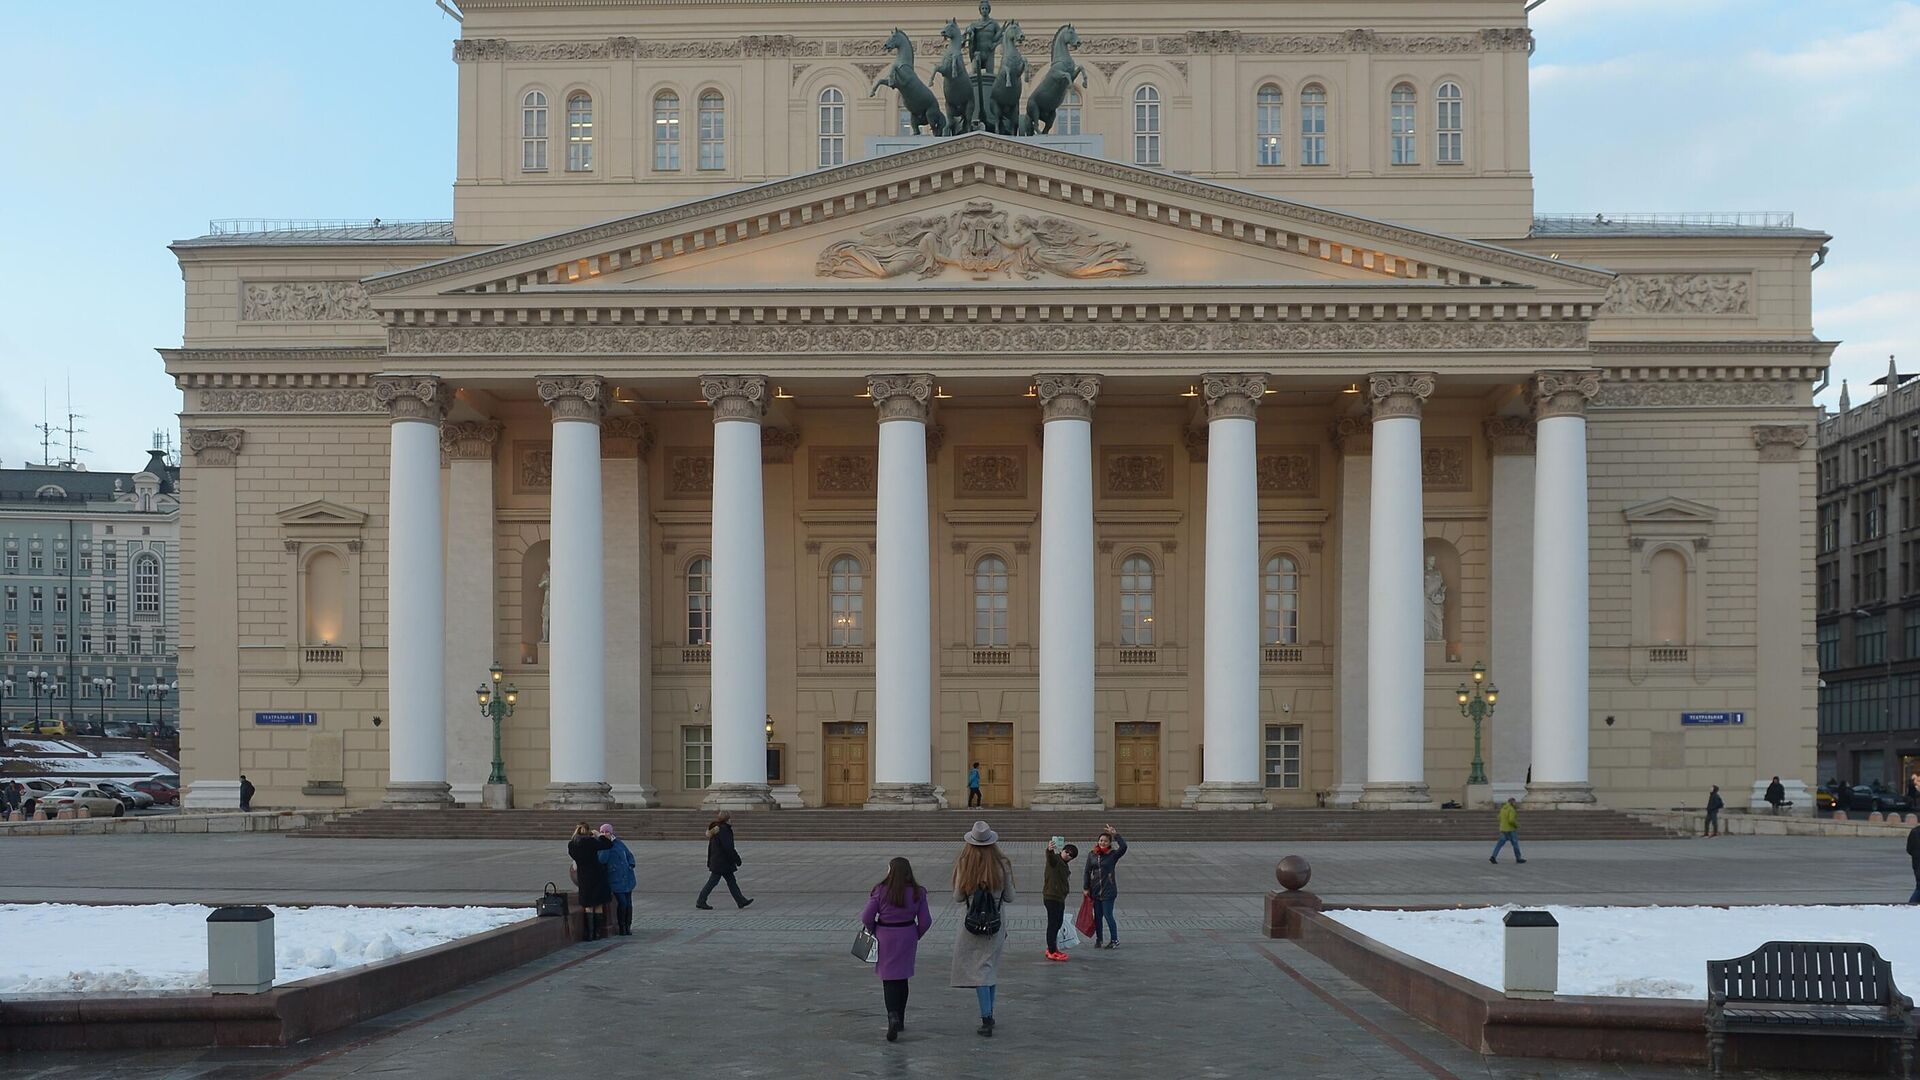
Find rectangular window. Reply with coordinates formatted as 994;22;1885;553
1907;609;1920;661
1300;89;1327;165
1263;723;1302;789
522;94;549;171
80;549;92;572
4;551;16;570
682;725;713;790
53;629;66;653
29;630;42;652
698;94;726;170
1857;613;1887;666
155;632;167;655
2;628;12;652
105;632;116;655
130;632;142;655
30;550;43;571
1817;623;1840;670
1255;89;1282;166
29;587;42;613
54;587;67;614
3;586;13;612
566;94;594;172
80;589;91;614
105;587;117;614
80;632;92;654
54;552;67;572
104;542;117;573
1390;93;1416;164
653;94;681;171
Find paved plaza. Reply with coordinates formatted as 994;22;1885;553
1;833;1912;1079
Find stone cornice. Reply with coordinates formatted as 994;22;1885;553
191;387;384;415
161;347;387;366
1589;340;1838;358
869;373;934;423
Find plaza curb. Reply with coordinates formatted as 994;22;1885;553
0;810;353;838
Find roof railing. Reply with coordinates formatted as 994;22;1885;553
205;218;445;235
1533;211;1797;230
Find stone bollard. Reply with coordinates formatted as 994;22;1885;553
1503;910;1559;1000
1868;812;1884;823
207;906;276;994
1908;813;1920;825
77;806;90;819
56;807;74;820
1833;810;1847;821
1262;855;1322;938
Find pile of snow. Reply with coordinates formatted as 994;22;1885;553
1328;905;1920;1000
0;904;527;994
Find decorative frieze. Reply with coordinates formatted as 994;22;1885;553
195;388;381;414
537;375;607;423
241;281;378;322
1753;425;1811;463
1591;381;1802;408
665;449;715;497
184;428;245;468
700;374;769;422
868;374;934;423
1102;447;1171;498
1601;274;1752;316
1035;374;1102;422
762;426;801;464
956;447;1026;498
1368;372;1437;421
811;449;878;497
514;443;553;490
601;417;654;459
816;199;1145;280
1257;448;1319;495
440;420;502;461
372;376;446;423
1482;416;1536;455
1420;437;1473;492
1203;372;1267;422
1532;369;1602;420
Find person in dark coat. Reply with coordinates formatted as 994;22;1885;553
596;823;637;936
1041;837;1077;960
1764;777;1787;815
860;856;934;1041
568;822;614;939
697;810;753;910
1704;785;1724;838
1082;824;1128;949
238;775;256;811
1908;823;1920;905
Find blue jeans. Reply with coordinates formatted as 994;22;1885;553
1092;896;1118;942
975;984;995;1017
1491;832;1523;861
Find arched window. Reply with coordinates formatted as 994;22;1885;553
898;106;915;136
973;556;1010;648
521;90;549;171
1650;549;1688;644
304;550;344;644
1119;555;1155;646
1436;82;1464;164
1263;555;1300;645
698;91;726;169
1390;83;1417;165
133;553;161;615
686;557;713;646
653;91;681;170
818;88;846;167
1300;84;1327;165
1256;84;1283;166
1133;85;1161;166
828;555;865;647
565;92;594;171
1057;88;1083;135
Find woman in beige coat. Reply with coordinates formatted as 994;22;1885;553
950;819;1015;1037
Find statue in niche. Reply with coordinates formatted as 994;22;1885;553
1423;555;1447;643
538;569;552;644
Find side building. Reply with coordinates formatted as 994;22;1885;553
0;452;183;736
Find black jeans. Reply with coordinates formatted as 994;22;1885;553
612;891;633;931
1044;898;1064;952
882;978;910;1018
967;787;981;807
1705;809;1719;835
698;871;747;907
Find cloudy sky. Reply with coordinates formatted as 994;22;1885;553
0;0;1912;470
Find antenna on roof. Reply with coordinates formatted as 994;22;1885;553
59;374;89;469
34;385;56;467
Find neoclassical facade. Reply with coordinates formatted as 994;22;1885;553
165;0;1827;812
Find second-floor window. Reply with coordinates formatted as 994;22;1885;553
818;88;846;167
1263;554;1300;645
653;91;681;170
1133;85;1161;165
566;92;594;171
828;555;864;647
1390;83;1417;164
29;587;42;613
521;90;549;171
686;557;713;646
134;554;161;615
1300;84;1328;165
1119;554;1156;646
698;91;725;169
973;556;1009;648
1256;84;1283;165
54;587;67;614
1436;81;1464;163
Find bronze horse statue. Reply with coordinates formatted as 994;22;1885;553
873;27;946;135
933;18;974;134
985;20;1028;135
1023;24;1086;135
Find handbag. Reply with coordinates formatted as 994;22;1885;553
851;927;879;964
1058;919;1081;950
536;882;569;918
1074;894;1097;937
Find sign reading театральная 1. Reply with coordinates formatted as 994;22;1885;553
254;712;318;726
1680;712;1747;726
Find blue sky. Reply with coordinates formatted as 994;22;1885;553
1;0;1913;470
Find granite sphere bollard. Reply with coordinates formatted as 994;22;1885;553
1276;855;1312;892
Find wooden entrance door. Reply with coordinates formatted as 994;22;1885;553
1114;722;1161;807
966;722;1014;806
823;722;870;806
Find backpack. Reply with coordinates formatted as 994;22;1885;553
963;884;1002;937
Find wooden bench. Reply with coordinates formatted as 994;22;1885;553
1707;940;1915;1078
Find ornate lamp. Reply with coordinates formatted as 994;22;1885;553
477;661;518;795
1457;660;1497;787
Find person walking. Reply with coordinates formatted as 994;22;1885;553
238;775;255;812
568;821;613;939
1704;785;1724;838
697;810;754;910
1908;821;1920;905
966;763;982;808
1082;824;1128;949
1490;797;1526;864
861;856;934;1042
1764;776;1787;815
951;820;1014;1037
597;823;637;936
1041;837;1077;961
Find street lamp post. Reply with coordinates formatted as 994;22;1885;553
1456;660;1499;788
476;662;518;809
139;680;176;735
0;677;13;749
90;677;109;733
26;669;57;735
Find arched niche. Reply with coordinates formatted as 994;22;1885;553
302;549;346;645
1648;547;1689;645
522;539;551;665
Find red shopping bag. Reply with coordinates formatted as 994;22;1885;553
1074;894;1097;938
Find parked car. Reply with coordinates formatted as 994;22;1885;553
102;722;139;739
17;778;62;794
131;778;179;805
1844;786;1912;814
5;720;70;737
95;781;155;810
41;787;125;817
1816;789;1837;811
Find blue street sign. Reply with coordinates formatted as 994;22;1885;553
1681;712;1746;726
254;712;319;726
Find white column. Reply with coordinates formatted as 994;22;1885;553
539;376;612;809
1196;373;1268;809
376;377;452;807
1752;424;1814;813
866;374;939;809
1485;417;1536;807
1359;372;1436;808
180;428;246;809
1330;418;1370;807
603;417;656;808
1033;373;1104;809
1527;371;1598;808
441;420;501;807
702;375;776;810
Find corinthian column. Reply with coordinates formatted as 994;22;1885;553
866;374;939;809
1526;370;1600;809
702;374;776;810
374;376;452;807
1196;373;1268;810
1358;371;1435;809
440;419;502;807
1034;373;1104;809
539;376;612;809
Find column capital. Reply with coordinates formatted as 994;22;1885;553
1330;416;1372;455
440;420;503;461
868;373;934;423
1368;372;1437;421
1752;424;1810;463
1531;369;1602;420
700;374;769;422
1203;372;1267;422
1483;415;1537;455
1035;373;1101;422
537;375;607;423
601;416;655;459
373;376;448;423
183;427;245;468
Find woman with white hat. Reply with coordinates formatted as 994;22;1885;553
951;819;1015;1036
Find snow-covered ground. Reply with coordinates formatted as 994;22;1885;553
0;904;528;994
1328;905;1920;1000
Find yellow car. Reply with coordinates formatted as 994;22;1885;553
5;720;69;737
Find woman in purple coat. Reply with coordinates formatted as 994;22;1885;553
860;857;934;1042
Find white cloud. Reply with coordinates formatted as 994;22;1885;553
1529;0;1733;31
1746;2;1920;79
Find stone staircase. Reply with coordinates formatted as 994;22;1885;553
293;806;1681;842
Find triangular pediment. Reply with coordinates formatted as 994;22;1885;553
276;499;369;529
367;134;1611;302
1622;496;1719;527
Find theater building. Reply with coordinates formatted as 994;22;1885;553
164;0;1828;812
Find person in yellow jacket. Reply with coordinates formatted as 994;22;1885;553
1490;797;1526;864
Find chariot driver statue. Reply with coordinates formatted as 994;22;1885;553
962;0;1003;130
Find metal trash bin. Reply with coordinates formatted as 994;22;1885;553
1502;909;1558;1000
207;905;276;994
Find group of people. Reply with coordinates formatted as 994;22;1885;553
857;819;1127;1041
1;781;39;818
565;821;638;938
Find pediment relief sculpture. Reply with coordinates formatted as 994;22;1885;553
816;199;1145;281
